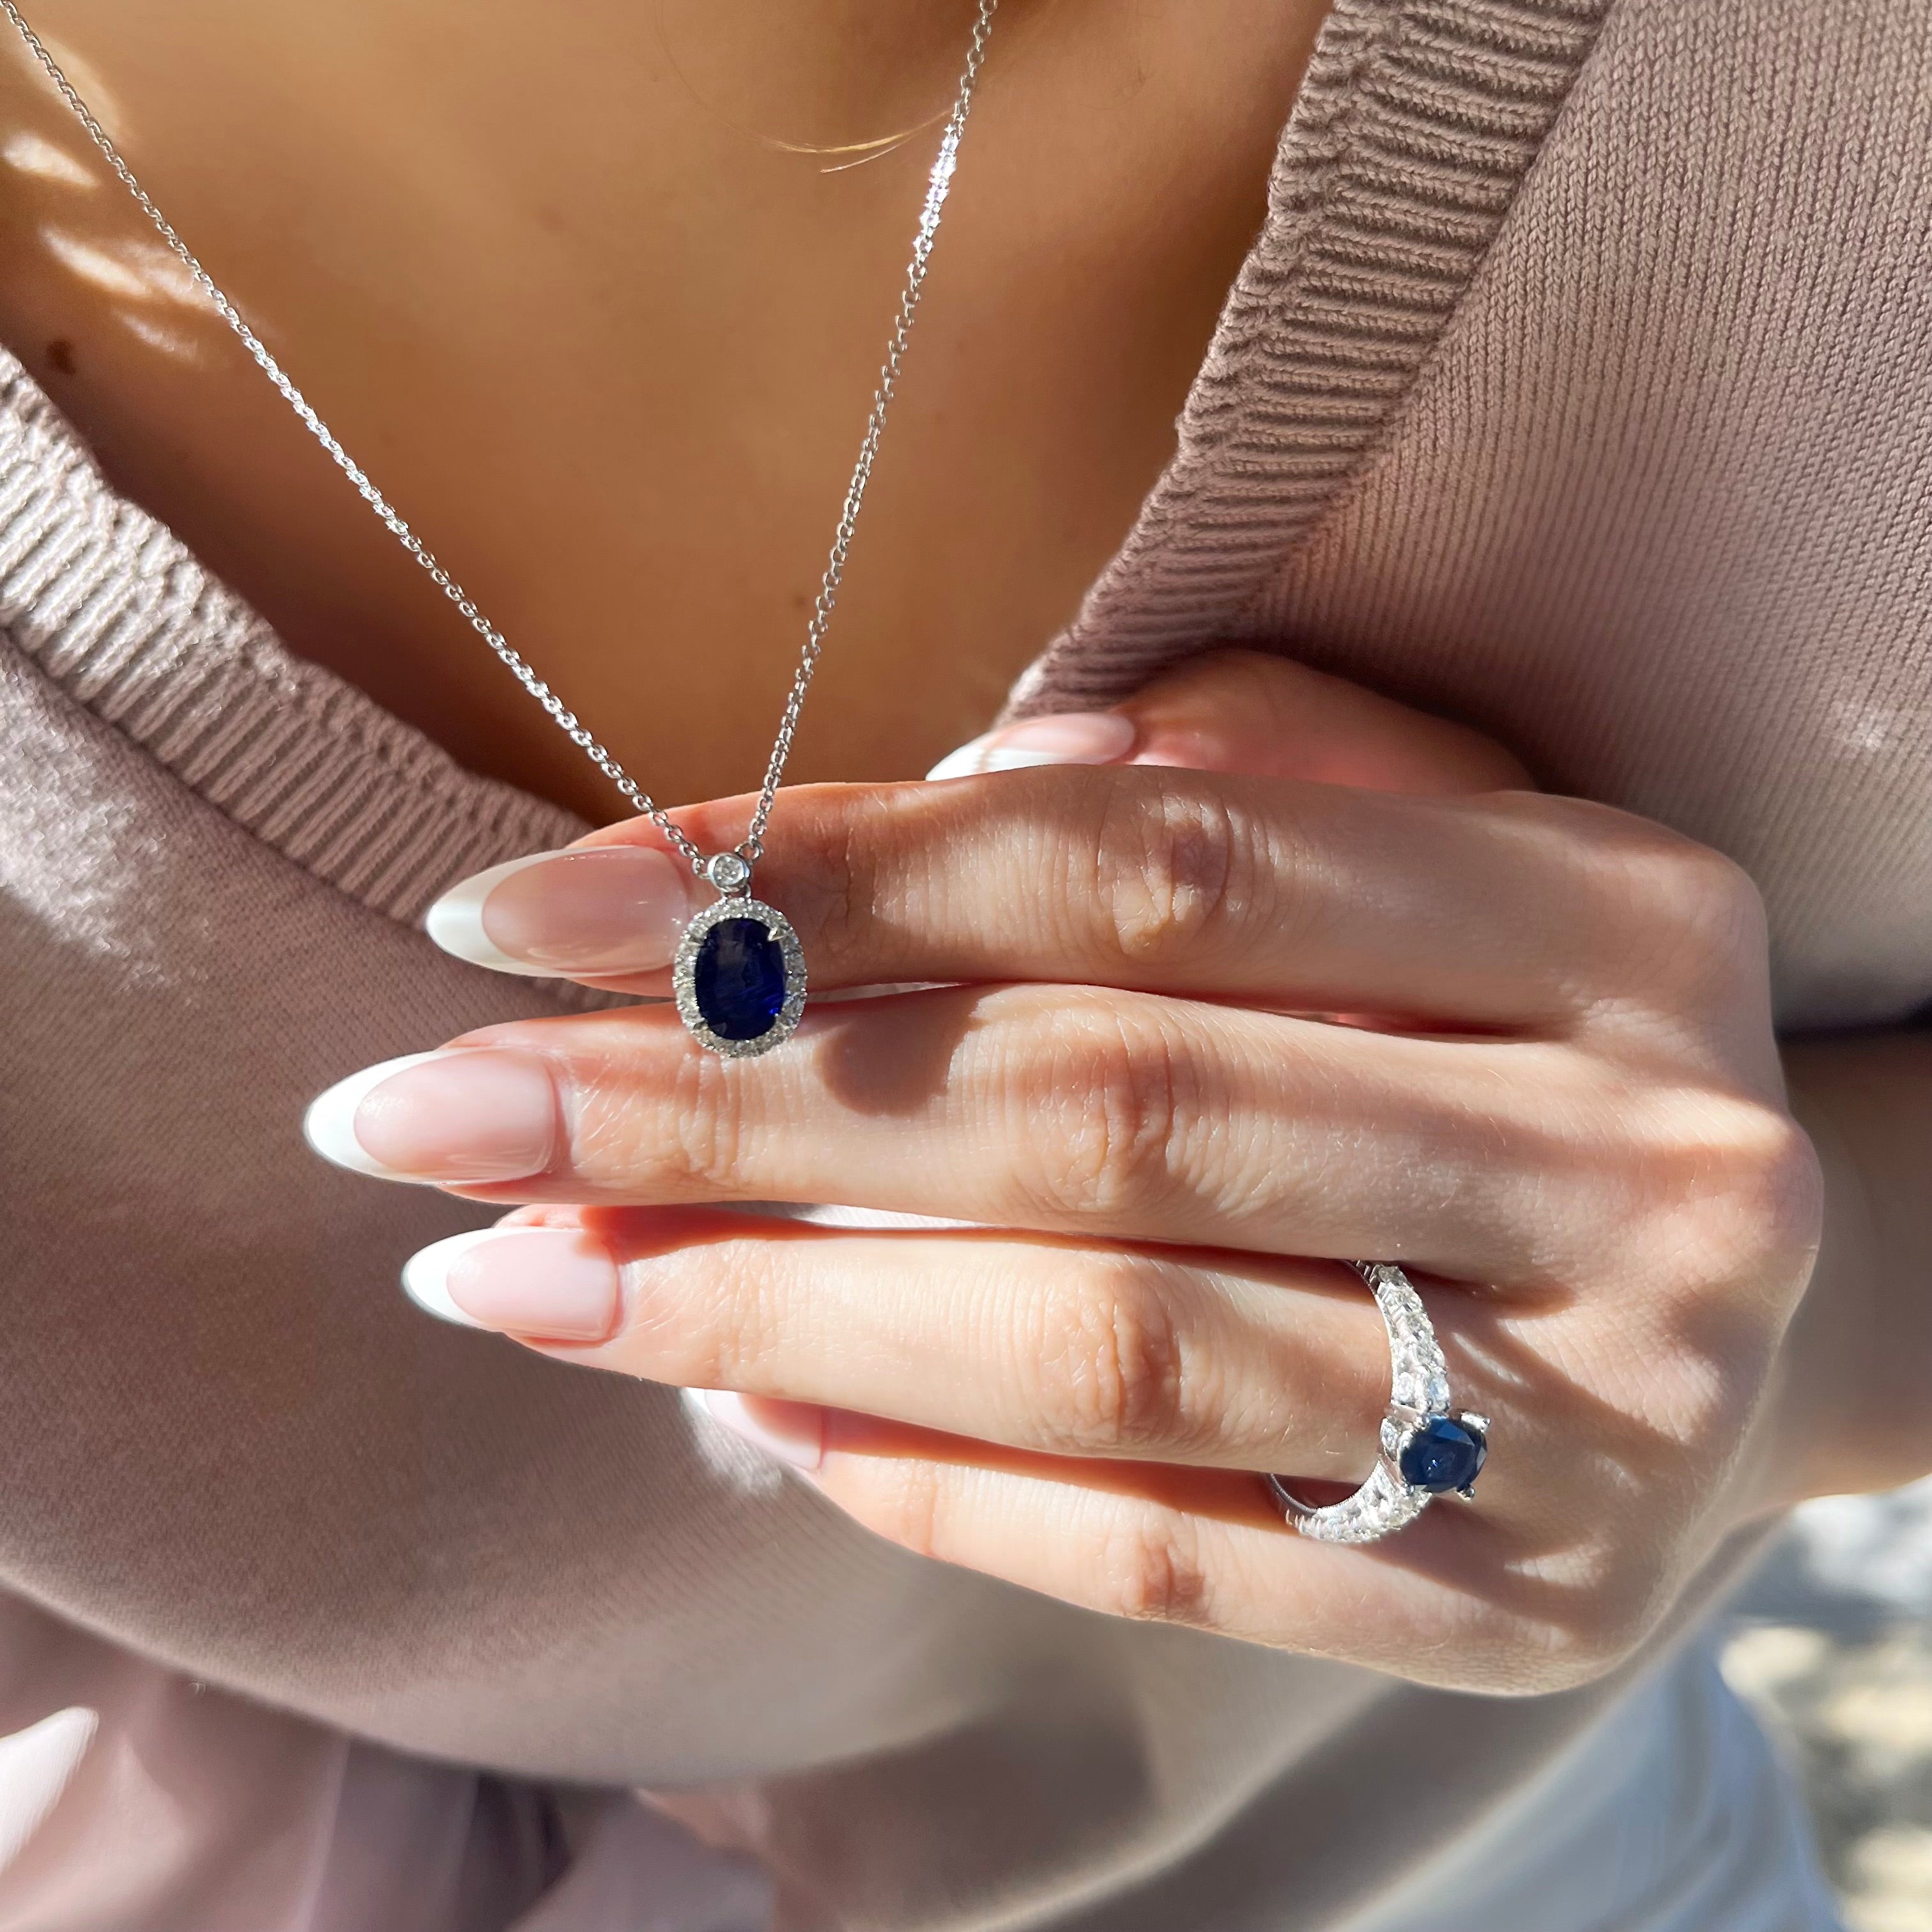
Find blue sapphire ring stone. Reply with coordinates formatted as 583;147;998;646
672;884;808;1059
1386;1407;1489;1499
1266;1262;1490;1545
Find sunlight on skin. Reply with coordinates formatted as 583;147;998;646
0;0;1324;823
4;27;217;372
114;307;204;361
38;227;206;307
36;226;147;300
1;128;95;187
0;24;126;140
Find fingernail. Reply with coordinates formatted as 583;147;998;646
694;1389;825;1472
303;1050;557;1184
924;711;1137;781
425;846;700;978
402;1226;621;1339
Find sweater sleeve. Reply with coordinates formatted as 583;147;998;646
0;1591;770;1931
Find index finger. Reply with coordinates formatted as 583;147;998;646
548;769;1634;1029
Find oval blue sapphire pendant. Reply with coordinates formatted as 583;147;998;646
672;859;808;1058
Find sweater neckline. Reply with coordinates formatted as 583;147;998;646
1009;0;1610;718
0;346;592;926
0;0;1605;926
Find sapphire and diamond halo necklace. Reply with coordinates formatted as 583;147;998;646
673;865;808;1058
1;0;1005;1059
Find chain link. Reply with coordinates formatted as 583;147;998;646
3;0;999;877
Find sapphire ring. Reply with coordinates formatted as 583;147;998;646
1266;1262;1490;1545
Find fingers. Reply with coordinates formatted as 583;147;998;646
755;771;1593;1023
436;769;1633;1028
796;1427;1618;1688
399;1205;1616;1683
310;984;1598;1280
431;650;1538;1004
401;1197;1703;1689
403;1209;1393;1475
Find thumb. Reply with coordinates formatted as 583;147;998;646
1119;649;1533;793
931;648;1533;796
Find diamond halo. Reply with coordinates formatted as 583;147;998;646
671;896;808;1059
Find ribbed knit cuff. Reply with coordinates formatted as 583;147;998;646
0;353;589;928
1007;0;1611;721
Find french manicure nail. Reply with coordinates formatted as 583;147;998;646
303;1049;557;1184
694;1389;825;1472
924;711;1137;781
425;846;700;978
402;1226;621;1339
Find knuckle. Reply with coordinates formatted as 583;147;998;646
1566;1572;1662;1677
614;1239;755;1386
1027;1257;1199;1456
784;790;887;974
1466;1550;1669;1695
1523;1596;1655;1692
1656;847;1770;996
1087;780;1258;969
834;1456;960;1574
1726;1108;1826;1273
1006;1002;1193;1224
1613;1088;1823;1299
1093;1512;1215;1627
1660;838;1765;928
1563;809;1770;1001
866;1459;951;1566
648;1043;750;1195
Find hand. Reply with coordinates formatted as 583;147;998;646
305;652;1823;1692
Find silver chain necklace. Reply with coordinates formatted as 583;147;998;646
4;0;999;1055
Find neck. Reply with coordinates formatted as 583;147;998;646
650;0;1013;158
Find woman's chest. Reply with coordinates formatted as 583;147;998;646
0;0;1319;819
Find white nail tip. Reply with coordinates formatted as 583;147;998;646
925;717;1135;781
927;739;1094;780
923;737;994;782
424;853;569;977
302;1052;446;1179
691;1388;823;1471
976;746;1087;773
400;1229;498;1329
694;1388;745;1429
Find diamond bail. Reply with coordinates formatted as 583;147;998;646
705;851;753;896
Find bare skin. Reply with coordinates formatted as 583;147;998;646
10;1;1929;1695
316;650;1932;1685
0;0;1322;820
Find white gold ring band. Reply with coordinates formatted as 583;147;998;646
1266;1262;1489;1545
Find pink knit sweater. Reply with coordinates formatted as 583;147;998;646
1;1;1926;1926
